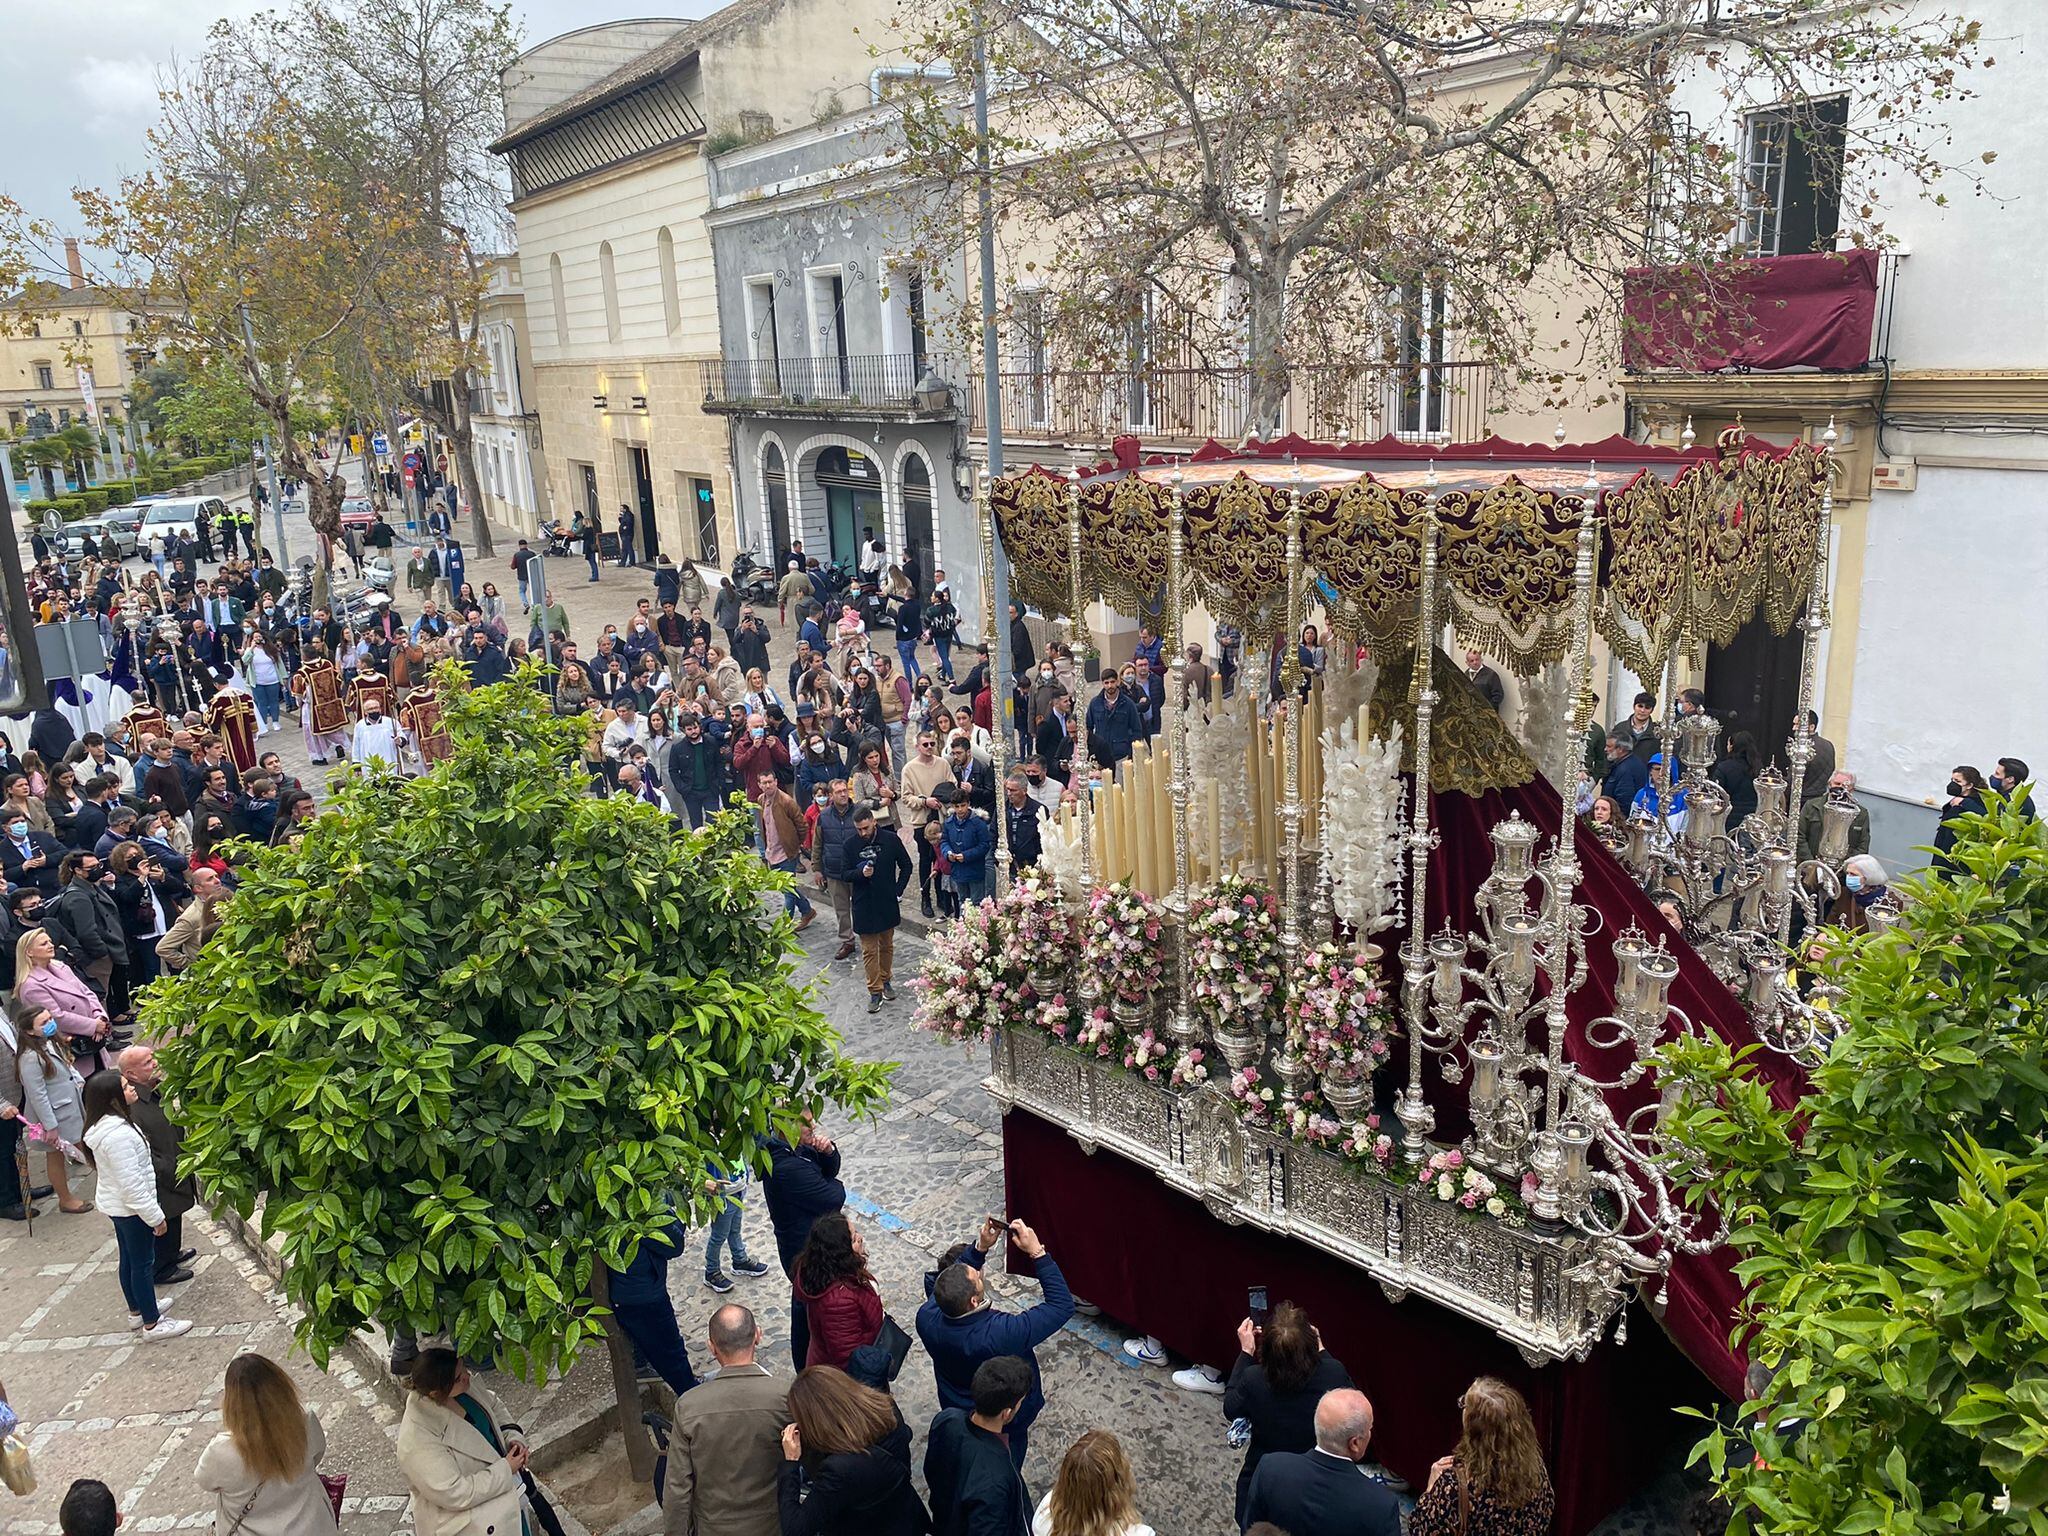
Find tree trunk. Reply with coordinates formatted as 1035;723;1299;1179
280;414;343;613
590;1267;657;1482
358;430;382;517
1244;263;1290;439
448;373;494;557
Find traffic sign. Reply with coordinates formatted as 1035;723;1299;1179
404;451;422;471
403;467;417;488
350;434;363;454
371;432;390;455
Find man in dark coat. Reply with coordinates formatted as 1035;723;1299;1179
28;706;75;765
849;806;912;1013
1;817;67;895
1033;689;1076;784
762;1124;844;1370
1084;673;1143;770
1001;774;1046;875
925;1356;1034;1536
1600;732;1650;810
118;1046;197;1284
916;1218;1073;1469
1243;1388;1401;1536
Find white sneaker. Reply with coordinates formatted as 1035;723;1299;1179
141;1316;194;1342
1172;1364;1226;1395
127;1298;173;1329
1122;1335;1167;1366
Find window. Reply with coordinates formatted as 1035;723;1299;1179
1740;98;1847;257
549;254;568;347
806;269;849;394
599;241;622;344
33;363;54;391
1393;280;1447;437
657;227;681;336
70;319;83;337
1014;291;1049;426
687;475;720;562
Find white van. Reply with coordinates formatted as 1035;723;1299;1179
139;495;228;545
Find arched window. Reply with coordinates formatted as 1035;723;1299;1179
900;452;934;593
763;441;790;562
657;227;681;337
599;241;621;344
548;254;567;348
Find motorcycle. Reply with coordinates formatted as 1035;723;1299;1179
730;547;778;606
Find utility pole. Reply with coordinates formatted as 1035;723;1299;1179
238;305;288;561
975;6;1014;743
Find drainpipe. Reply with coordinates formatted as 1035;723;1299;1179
869;62;954;104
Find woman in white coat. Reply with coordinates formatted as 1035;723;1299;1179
396;1348;532;1536
194;1353;338;1532
80;1070;191;1340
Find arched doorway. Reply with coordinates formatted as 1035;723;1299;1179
763;441;791;566
901;453;935;594
814;446;882;566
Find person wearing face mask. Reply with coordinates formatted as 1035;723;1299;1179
43;852;127;1011
1019;755;1062;815
12;1001;94;1213
1933;765;1990;881
1990;756;2036;821
796;717;846;804
1836;854;1891;930
732;713;791;812
1796;769;1870;865
349;697;407;772
1027;660;1064;747
1;805;67;896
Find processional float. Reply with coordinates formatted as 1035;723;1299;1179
920;425;1851;1369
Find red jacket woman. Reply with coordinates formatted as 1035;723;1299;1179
792;1210;885;1369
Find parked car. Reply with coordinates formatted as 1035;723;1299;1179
138;495;228;546
339;497;377;530
60;512;143;559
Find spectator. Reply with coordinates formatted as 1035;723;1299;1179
0;993;37;1222
1837;853;1892;930
43;851;125;1006
1631;755;1687;837
1710;729;1762;829
118;1045;199;1285
1001;774;1047;875
917;1217;1073;1469
1797;769;1870;864
16;927;115;1070
58;1480;120;1536
1933;764;1989;880
1033;1428;1156;1536
849;806;913;1013
1085;672;1142;771
158;865;228;972
13;1000;92;1213
947;736;996;814
925;1355;1035;1536
756;770;818;930
81;1069;193;1340
1462;649;1505;712
701;1158;772;1294
609;1213;700;1396
1599;732;1648;812
778;1365;930;1536
814;780;863;962
669;715;728;829
1221;1301;1355;1526
763;1119;846;1372
396;1348;534;1536
1612;692;1658;760
1243;1387;1395;1535
793;1210;885;1370
664;1304;786;1536
194;1353;339;1533
1799;709;1837;806
1991;756;2036;819
1408;1377;1555;1536
940;795;995;910
1033;691;1077;786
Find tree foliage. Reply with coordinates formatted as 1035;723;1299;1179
152;668;893;1377
889;0;1990;425
1660;793;2048;1535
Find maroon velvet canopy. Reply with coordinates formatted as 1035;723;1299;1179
1622;249;1879;372
1003;770;1809;1533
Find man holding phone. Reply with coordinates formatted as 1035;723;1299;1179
917;1215;1075;1470
848;806;912;1013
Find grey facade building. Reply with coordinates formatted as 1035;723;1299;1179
703;104;982;635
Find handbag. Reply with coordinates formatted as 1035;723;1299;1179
0;1431;35;1497
318;1471;347;1523
874;1313;914;1382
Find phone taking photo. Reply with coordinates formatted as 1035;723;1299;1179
1248;1284;1270;1329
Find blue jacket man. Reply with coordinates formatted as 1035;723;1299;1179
812;794;863;882
762;1128;845;1368
939;805;994;899
606;1214;698;1396
1084;677;1143;768
915;1217;1074;1469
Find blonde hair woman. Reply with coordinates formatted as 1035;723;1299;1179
1409;1376;1555;1536
1034;1429;1155;1536
194;1353;337;1532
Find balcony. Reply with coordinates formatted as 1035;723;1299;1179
1622;249;1887;374
965;361;1493;446
699;354;960;418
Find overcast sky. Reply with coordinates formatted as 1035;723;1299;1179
1;1;713;238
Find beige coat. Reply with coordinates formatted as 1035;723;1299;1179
662;1362;788;1536
194;1406;337;1535
396;1387;530;1536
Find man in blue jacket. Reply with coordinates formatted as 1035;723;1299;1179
606;1213;698;1395
763;1122;844;1370
915;1216;1073;1470
939;797;994;908
1084;671;1143;771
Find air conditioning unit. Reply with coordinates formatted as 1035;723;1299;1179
1871;459;1916;493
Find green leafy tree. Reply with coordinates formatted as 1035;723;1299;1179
152;667;893;1376
17;436;65;501
1660;793;2048;1534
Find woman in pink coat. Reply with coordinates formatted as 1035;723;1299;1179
15;928;114;1071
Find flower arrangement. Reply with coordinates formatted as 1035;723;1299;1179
1084;883;1166;1006
999;864;1077;979
912;896;1005;1044
1292;944;1395;1078
1228;1063;1274;1123
1186;877;1283;1035
1421;1148;1505;1214
1122;1027;1169;1082
1169;1045;1208;1089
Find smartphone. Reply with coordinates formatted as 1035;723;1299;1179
1248;1285;1270;1328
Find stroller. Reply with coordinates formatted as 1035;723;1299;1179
539;519;577;558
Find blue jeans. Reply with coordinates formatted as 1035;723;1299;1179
934;635;954;680
702;1200;755;1276
586;549;601;580
682;789;721;829
956;873;991;907
772;856;814;917
113;1214;160;1324
517;574;530;609
252;680;282;728
613;1293;699;1395
897;638;921;683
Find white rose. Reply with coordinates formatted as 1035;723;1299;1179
1486;1197;1506;1217
1436;1176;1455;1200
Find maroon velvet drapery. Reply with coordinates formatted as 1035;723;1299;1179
1001;773;1811;1530
1622;250;1879;372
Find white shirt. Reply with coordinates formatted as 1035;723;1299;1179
602;715;649;760
350;714;405;768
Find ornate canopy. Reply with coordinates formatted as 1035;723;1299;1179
989;431;1831;679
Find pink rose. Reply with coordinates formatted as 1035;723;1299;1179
1445;1149;1465;1168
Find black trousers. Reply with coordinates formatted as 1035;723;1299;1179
0;1112;22;1209
154;1209;185;1278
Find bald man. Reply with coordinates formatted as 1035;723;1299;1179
118;1046;198;1284
1244;1387;1400;1536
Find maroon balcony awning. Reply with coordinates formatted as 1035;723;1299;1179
1623;249;1879;372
